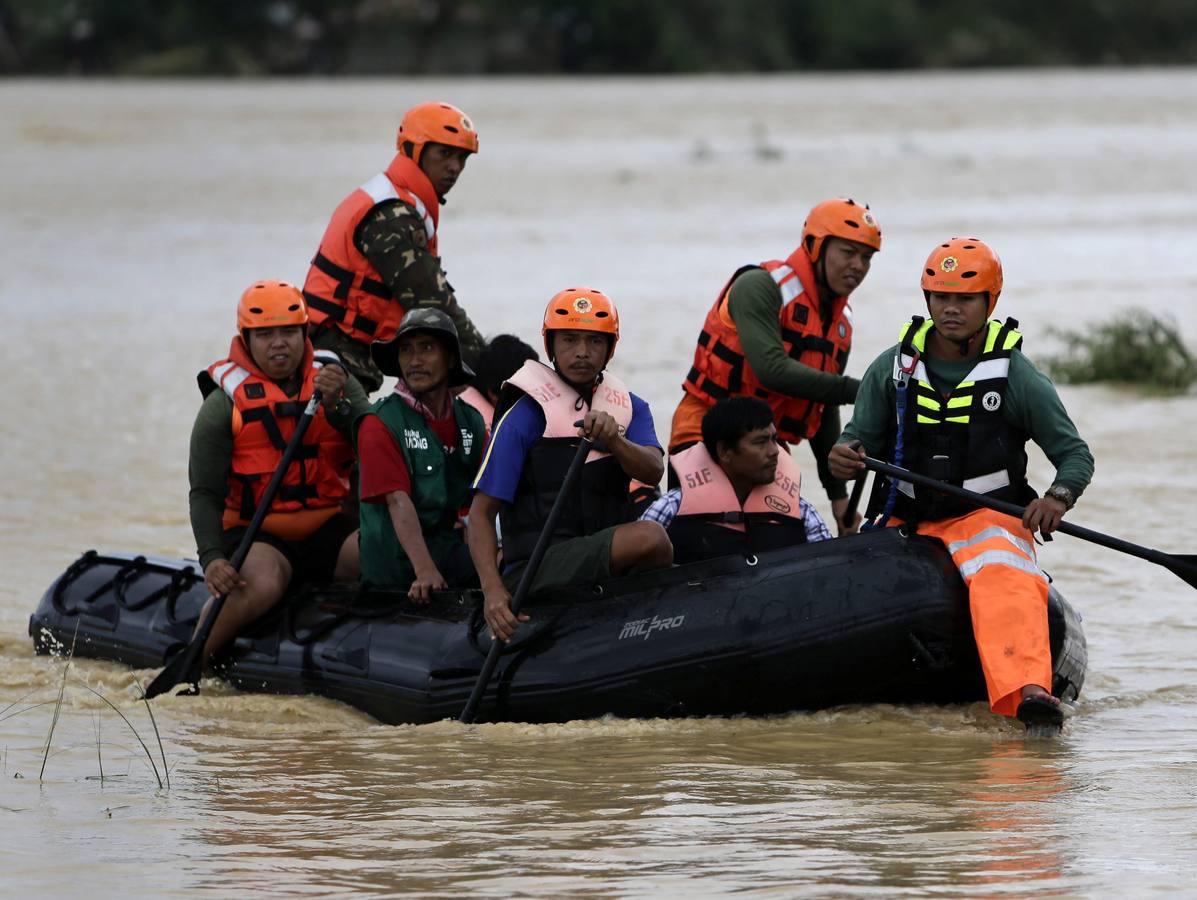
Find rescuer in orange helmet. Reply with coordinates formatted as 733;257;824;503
670;197;881;536
829;237;1095;732
189;280;371;665
468;288;673;643
302;101;486;394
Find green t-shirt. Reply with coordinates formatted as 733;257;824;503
839;342;1094;497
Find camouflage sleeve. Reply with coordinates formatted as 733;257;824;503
356;201;487;369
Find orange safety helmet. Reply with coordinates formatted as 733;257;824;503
237;280;309;331
541;287;620;361
801;198;882;262
396;102;479;163
921;237;1004;315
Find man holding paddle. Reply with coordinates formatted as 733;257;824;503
829;237;1094;731
467;287;673;643
188;281;369;666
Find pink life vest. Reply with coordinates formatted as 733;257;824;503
456;385;495;437
505;361;632;464
673;441;803;530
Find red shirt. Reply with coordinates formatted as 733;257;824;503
358;410;461;503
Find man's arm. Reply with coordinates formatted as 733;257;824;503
727;269;859;403
467;491;526;642
357;201;486;369
1008;351;1095;536
188;391;244;596
828;347;898;481
383;491;446;602
582;393;665;486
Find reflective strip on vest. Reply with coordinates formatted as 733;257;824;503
361;172;436;243
770;265;803;304
962;470;1011;495
212;362;251;398
946;525;1035;560
963;358;1011;382
842;302;855;327
957;549;1047;583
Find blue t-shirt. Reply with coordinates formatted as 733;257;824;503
472;392;660;502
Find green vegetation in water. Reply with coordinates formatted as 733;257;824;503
1044;309;1197;394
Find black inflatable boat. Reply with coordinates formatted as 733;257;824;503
28;527;1087;724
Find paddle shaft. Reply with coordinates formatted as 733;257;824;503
863;456;1197;584
459;436;594;724
843;471;868;527
144;390;324;699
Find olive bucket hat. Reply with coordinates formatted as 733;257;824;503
371;308;475;386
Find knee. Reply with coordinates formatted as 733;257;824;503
637;521;673;567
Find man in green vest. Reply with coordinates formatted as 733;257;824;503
355;308;486;599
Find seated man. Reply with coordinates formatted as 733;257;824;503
644;396;831;564
190;280;368;664
457;333;540;436
468;287;673;642
830;237;1094;731
356;309;487;599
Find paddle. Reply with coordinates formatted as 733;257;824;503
459;435;594;724
145;376;333;700
862;456;1197;590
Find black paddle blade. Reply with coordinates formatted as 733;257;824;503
1166;555;1197;590
142;641;203;700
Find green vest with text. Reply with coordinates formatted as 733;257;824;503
356;396;485;588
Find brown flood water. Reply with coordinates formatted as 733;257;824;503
2;71;1197;895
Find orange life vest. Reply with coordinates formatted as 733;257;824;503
302;153;441;346
456;385;495;438
682;247;853;444
201;337;355;530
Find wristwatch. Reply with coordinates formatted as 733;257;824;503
1045;484;1076;510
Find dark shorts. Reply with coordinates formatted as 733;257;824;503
223;512;358;588
503;526;617;597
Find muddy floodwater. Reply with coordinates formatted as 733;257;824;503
2;71;1197;895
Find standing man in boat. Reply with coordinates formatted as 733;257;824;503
355;308;486;599
670;197;881;536
468;288;673;642
302;101;487;394
829;237;1094;730
189;280;369;664
642;396;831;564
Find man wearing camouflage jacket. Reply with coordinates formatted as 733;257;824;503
302;101;486;394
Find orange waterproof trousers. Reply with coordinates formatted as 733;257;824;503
912;508;1052;717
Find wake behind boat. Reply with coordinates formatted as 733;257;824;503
29;527;1086;725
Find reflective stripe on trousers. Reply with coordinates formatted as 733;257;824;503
916;508;1052;718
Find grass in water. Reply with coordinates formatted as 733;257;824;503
12;627;169;788
1044;309;1197;394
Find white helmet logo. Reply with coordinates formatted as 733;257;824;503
982;390;1002;412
